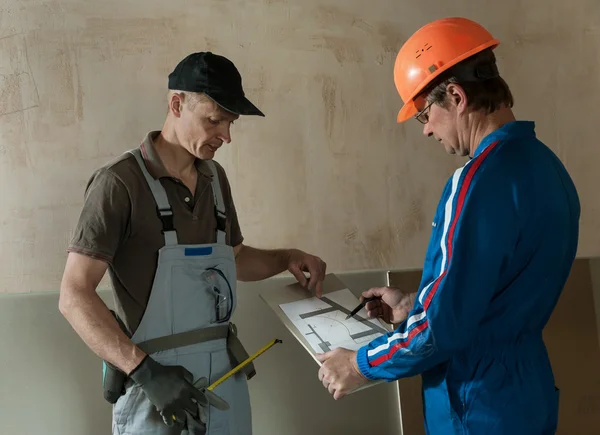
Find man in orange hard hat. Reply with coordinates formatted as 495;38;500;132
316;17;580;434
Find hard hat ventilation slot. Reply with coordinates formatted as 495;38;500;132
415;43;432;59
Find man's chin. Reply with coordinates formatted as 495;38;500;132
196;149;216;160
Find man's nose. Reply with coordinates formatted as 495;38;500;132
219;125;232;144
422;123;433;138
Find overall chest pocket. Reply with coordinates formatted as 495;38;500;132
170;262;235;333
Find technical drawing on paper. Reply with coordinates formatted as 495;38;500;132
279;289;388;353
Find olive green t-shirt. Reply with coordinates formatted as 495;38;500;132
68;131;243;334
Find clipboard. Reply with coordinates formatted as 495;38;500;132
258;273;390;393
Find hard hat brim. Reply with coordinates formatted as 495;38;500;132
397;102;418;123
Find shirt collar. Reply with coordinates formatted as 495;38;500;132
139;131;213;179
473;121;536;159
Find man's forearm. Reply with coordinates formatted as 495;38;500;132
59;285;146;374
235;245;290;281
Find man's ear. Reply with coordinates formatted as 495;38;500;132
169;92;184;118
446;84;468;114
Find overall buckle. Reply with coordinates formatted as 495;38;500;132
228;322;238;337
157;207;175;233
214;206;227;233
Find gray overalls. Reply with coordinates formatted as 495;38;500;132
111;149;254;435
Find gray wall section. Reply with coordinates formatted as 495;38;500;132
0;270;402;435
589;258;600;349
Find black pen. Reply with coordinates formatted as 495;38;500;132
345;296;378;320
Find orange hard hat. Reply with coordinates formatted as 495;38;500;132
394;17;500;123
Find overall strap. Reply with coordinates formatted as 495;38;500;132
129;148;178;245
204;160;227;244
136;323;256;380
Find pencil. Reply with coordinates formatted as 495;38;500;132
345;296;378;320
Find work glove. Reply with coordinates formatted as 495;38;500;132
170;377;231;431
191;377;230;425
129;356;229;428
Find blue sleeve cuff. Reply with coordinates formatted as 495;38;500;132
356;346;378;381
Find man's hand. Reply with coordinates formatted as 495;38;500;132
233;244;326;292
361;287;416;325
315;348;369;400
287;249;327;297
187;377;230;428
129;356;229;427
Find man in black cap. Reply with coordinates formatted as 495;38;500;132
59;52;327;434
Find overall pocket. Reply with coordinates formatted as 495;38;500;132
170;265;218;332
207;349;252;435
171;259;235;333
112;384;143;433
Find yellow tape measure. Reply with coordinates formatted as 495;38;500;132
208;338;282;390
172;338;282;422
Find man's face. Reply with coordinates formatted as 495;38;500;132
418;85;469;157
173;94;239;160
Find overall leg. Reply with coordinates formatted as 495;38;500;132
113;383;189;435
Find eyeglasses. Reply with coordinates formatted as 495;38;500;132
414;101;434;124
203;268;234;323
212;285;232;323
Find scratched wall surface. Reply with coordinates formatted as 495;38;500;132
0;0;599;293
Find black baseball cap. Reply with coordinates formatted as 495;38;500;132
168;52;265;117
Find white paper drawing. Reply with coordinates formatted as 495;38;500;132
279;288;388;354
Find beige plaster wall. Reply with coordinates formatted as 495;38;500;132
1;0;599;293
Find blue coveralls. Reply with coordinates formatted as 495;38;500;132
356;121;580;434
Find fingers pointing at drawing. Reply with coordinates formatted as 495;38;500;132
316;348;369;400
286;249;327;297
288;263;308;287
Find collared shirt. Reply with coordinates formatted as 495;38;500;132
68;131;243;333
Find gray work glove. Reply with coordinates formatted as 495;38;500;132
129;356;229;428
192;377;230;425
170;377;231;432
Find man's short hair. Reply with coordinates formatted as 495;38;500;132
166;90;211;113
424;49;514;114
